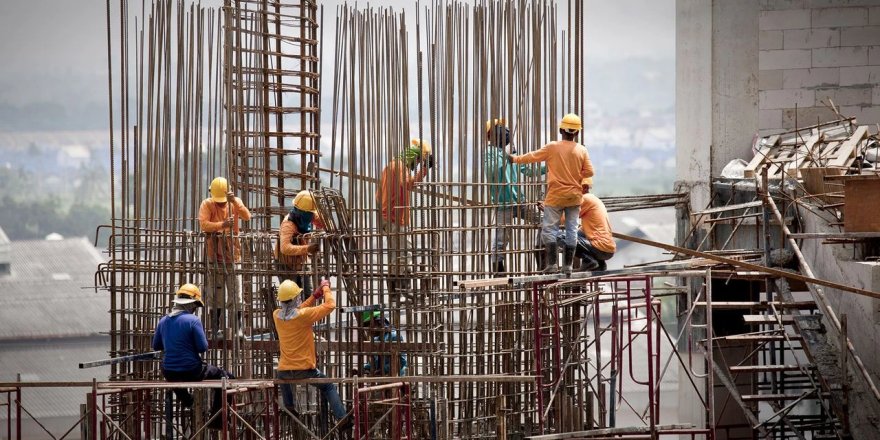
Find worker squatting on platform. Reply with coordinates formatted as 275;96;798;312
356;310;408;377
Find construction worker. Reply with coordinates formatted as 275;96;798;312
277;190;323;298
484;118;546;275
358;310;407;377
199;176;251;340
509;113;594;274
376;138;434;294
577;177;615;271
273;279;351;430
152;284;235;430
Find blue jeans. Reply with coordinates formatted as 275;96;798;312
277;369;347;420
491;204;541;263
542;205;579;247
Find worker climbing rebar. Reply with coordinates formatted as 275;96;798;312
484;118;546;275
376;138;434;296
151;284;235;431
508;114;594;274
198;176;252;340
276;190;324;298
273;279;353;431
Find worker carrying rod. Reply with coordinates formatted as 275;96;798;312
508;114;594;274
152;284;235;431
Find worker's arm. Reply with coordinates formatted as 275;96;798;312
279;220;312;257
299;294;317;309
296;286;336;323
581;148;595;179
151;325;163;351
193;320;209;353
231;197;252;221
312;213;325;230
198;200;225;232
510;144;551;165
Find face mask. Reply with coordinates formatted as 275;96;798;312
289;208;314;233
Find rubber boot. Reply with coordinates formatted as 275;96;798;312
212;308;225;341
235;311;245;339
492;260;505;276
597;259;607;272
562;246;576;275
543;243;559;273
580;255;600;272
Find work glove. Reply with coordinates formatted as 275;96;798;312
312;279;330;299
306;241;320;254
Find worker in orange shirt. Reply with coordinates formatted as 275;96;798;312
277;190;323;298
273;279;352;431
509;114;593;274
376;138;433;294
199;177;252;340
577;177;615;271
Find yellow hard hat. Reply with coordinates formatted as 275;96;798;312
485;118;506;133
277;280;303;302
173;283;203;306
411;138;432;156
209;177;228;203
293;190;317;213
559;113;582;131
581;177;593;186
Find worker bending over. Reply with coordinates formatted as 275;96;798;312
509;114;594;274
198;177;251;339
273;279;352;430
277;190;323;298
376;138;434;295
152;284;234;430
484;118;545;275
578;177;615;271
358;310;407;377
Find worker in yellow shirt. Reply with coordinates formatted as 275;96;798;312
578;177;615;271
273;279;351;430
376;138;433;294
198;176;252;339
509;114;594;274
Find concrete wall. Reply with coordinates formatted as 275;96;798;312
759;0;880;134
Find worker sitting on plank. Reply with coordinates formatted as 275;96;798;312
577;177;615;271
376;138;434;296
484;118;545;275
273;279;352;430
152;284;235;431
508;113;594;274
198;176;252;340
358;310;407;377
276;190;324;299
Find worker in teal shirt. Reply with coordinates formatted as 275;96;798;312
359;311;407;376
484;118;546;275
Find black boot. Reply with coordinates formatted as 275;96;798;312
597;259;607;271
543;243;559;273
211;308;225;341
562;246;576;275
493;260;505;276
235;311;245;339
580;255;600;272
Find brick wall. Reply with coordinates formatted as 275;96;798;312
758;0;880;134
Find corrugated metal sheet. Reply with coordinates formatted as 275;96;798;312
0;237;107;340
0;337;110;420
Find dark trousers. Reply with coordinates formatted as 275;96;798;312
163;364;235;413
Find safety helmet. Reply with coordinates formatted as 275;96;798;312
559;113;583;132
209;177;228;203
485;118;506;133
292;190;317;213
361;310;382;325
173;283;204;306
581;177;593;187
277;280;303;302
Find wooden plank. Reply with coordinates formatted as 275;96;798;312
693;200;763;216
742;314;796;324
844;177;880;232
784;135;820;179
828;125;867;168
744;135;780;178
729;365;813;373
801;167;846;203
789;232;880;239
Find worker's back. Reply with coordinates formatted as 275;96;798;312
579;193;615;254
152;312;208;372
273;288;335;371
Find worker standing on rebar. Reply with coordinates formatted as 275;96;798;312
152;284;235;431
358;310;407;377
277;190;323;298
199;176;251;340
273;279;352;430
484;118;546;275
577;177;615;271
509;114;593;274
376;138;433;295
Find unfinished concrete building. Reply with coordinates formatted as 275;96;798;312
1;0;880;439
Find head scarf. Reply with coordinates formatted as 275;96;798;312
278;297;303;321
288;207;314;233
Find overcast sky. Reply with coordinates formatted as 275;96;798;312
0;0;673;76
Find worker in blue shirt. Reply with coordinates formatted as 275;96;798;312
359;311;407;376
152;284;234;430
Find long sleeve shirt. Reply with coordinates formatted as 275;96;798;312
276;213;323;269
484;145;546;205
152;312;208;372
198;197;251;263
376;159;428;226
511;140;594;208
579;194;616;254
273;286;336;371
